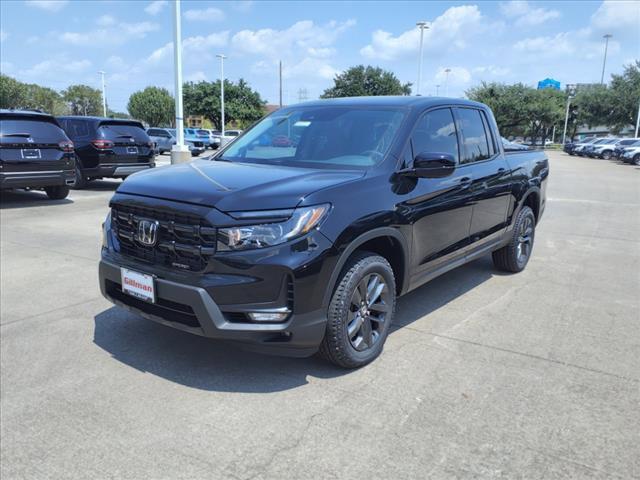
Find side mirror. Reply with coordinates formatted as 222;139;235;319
411;152;457;178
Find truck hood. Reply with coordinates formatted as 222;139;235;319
117;159;365;212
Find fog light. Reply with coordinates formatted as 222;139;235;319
247;310;290;322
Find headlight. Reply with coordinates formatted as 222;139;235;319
218;204;330;251
102;211;111;248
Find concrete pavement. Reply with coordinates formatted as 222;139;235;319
1;151;639;479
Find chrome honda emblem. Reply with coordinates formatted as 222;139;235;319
136;220;159;246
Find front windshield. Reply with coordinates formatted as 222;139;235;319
218;106;406;169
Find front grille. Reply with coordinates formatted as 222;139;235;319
111;204;216;271
193;141;204;148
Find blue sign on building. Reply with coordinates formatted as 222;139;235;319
537;78;561;90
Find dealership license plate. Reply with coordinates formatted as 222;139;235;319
126;146;138;155
121;268;155;303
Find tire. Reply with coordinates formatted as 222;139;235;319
44;185;69;200
72;163;87;189
601;150;612;160
319;251;396;368
634;154;640;166
492;206;536;273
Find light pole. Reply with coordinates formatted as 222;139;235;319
600;34;612;85
216;54;227;140
562;84;576;145
444;68;451;97
635;99;640;137
171;0;189;164
435;84;440;96
98;70;106;117
415;21;429;96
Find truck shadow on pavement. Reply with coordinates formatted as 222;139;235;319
0;189;73;209
93;256;497;393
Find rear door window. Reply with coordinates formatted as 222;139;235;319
456;108;491;164
66;119;91;139
411;108;459;163
0;116;67;144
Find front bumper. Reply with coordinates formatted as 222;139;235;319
0;169;75;189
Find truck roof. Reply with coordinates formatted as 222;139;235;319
294;96;486;110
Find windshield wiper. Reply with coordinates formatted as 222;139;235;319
0;133;32;138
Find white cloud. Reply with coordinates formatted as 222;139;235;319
184;7;225;22
434;66;472;87
472;65;511;76
360;5;484;60
232;1;253;12
185;71;208;82
590;0;640;30
96;14;116;27
232;19;355;60
105;55;128;71
62;22;159;46
500;0;560;26
514;29;621;60
145;0;167;16
24;0;68;12
307;47;335;58
21;57;91;77
284;58;338;80
145;32;229;65
0;29;8;42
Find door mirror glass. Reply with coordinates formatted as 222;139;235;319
413;152;456;178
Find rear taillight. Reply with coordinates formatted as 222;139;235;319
91;139;114;150
59;140;74;152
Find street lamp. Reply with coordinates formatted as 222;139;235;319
171;0;190;164
416;21;429;96
562;84;577;145
444;68;451;97
216;54;227;140
600;34;612;85
435;84;440;96
97;70;106;117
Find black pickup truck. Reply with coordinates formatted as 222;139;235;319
99;97;548;368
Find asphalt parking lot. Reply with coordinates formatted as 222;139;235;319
1;150;639;479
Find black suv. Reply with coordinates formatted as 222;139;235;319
57;117;155;188
99;97;548;368
0;109;75;199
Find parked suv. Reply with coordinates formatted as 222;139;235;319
147;128;175;154
57;116;155;188
99;97;548;368
613;138;640;159
0;109;75;199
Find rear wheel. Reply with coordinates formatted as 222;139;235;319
319;252;396;368
72;163;87;189
601;150;612;160
492;206;536;273
44;185;69;200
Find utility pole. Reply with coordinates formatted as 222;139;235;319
444;68;451;97
416;21;429;96
170;0;189;164
216;54;227;139
600;34;612;85
562;84;576;145
97;70;106;116
279;61;283;108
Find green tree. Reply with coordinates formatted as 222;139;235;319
24;83;68;115
567;85;612;139
467;82;564;144
0;74;28;109
183;78;265;129
127;86;174;126
321;65;411;98
608;61;640;133
62;84;103;116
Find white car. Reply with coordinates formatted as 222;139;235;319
621;143;640;165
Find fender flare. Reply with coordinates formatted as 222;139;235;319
512;185;542;225
322;227;410;308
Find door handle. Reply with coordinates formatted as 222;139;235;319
497;167;506;173
459;176;472;185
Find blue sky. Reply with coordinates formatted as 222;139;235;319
1;0;639;112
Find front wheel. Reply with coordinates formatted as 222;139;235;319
601;150;612;160
44;185;69;200
634;154;640;166
319;252;396;368
492;206;536;273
